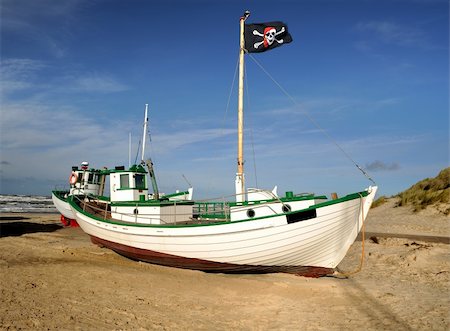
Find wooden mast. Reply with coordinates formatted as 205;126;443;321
235;10;250;203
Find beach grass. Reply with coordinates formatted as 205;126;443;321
371;195;388;209
396;167;450;214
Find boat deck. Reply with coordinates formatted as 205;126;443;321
78;198;112;220
74;197;231;226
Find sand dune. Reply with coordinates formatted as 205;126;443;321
0;198;448;330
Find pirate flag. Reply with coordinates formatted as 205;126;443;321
244;21;292;53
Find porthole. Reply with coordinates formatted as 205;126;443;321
282;204;291;213
133;208;139;215
247;209;255;218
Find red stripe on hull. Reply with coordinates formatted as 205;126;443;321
90;236;333;278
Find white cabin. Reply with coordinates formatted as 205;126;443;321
107;164;194;225
109;165;148;202
69;164;105;196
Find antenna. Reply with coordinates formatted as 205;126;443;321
128;132;131;168
141;104;149;164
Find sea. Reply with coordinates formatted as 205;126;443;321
0;194;58;214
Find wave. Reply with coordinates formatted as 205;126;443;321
0;195;58;213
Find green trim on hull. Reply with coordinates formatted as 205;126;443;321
111;200;194;207
52;190;69;202
228;194;327;207
162;191;190;198
69;189;369;229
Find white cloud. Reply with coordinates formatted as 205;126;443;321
1;101;125;149
258;96;402;123
0;58;46;94
0;100;136;185
2;0;86;58
0;97;236;189
355;20;429;49
260;98;357;119
1;57;130;96
152;128;235;153
341;134;426;153
0;59;133;177
71;73;130;93
2;0;86;22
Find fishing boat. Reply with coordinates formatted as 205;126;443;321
68;12;378;277
52;162;105;226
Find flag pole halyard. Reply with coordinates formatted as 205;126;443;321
235;10;250;203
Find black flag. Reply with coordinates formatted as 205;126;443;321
244;21;293;53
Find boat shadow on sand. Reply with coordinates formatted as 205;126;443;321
0;216;63;238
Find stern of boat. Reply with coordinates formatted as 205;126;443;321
51;190;78;226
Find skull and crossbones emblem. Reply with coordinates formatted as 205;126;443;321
253;26;286;49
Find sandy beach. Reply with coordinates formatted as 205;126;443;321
0;198;449;330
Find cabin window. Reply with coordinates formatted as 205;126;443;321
88;173;94;184
120;174;129;188
135;174;145;189
77;173;83;183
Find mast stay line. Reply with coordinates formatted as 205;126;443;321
235;10;375;204
245;51;376;186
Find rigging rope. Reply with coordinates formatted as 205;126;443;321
134;129;153;166
134;139;141;165
220;53;240;134
336;192;366;277
246;52;376;186
204;53;239;198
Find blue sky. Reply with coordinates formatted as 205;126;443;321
1;0;448;199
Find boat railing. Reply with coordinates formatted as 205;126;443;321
72;188;288;225
193;201;230;222
245;188;289;208
73;195;230;225
74;195;111;220
193;189;286;220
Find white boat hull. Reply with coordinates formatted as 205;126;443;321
51;191;75;219
70;187;377;276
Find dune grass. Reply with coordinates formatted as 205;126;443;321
396;167;450;214
371;195;388;209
